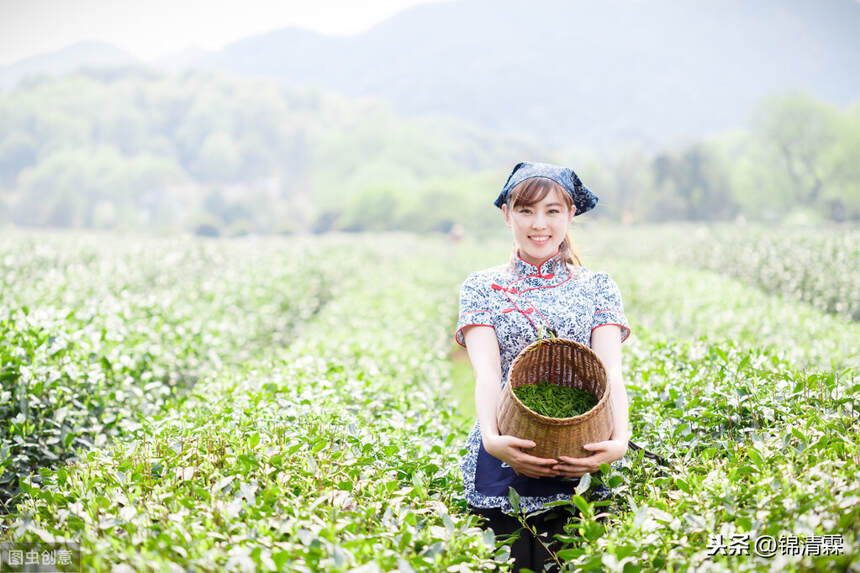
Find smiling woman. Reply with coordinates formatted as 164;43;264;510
456;161;630;573
501;176;581;268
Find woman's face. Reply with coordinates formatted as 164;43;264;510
502;188;575;267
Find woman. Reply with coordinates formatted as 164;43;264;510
455;161;631;572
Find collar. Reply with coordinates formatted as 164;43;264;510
512;246;568;278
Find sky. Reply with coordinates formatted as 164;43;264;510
0;0;449;66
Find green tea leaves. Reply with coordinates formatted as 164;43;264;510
513;382;598;418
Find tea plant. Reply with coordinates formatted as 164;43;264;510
543;325;858;572
604;258;858;371
0;227;856;572
0;232;336;506
581;222;860;322
1;234;498;571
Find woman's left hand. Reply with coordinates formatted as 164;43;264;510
552;439;628;478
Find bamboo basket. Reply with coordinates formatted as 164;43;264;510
497;338;613;459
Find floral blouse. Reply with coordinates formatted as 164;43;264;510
455;247;631;515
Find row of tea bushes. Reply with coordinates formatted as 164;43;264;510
674;225;859;322
2;235;501;571
546;325;857;571
527;245;859;570
0;233;337;507
578;223;859;322
602;258;859;372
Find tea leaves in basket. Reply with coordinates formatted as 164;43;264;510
512;381;598;418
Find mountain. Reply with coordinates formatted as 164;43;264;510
3;0;858;146
0;40;139;90
191;0;860;147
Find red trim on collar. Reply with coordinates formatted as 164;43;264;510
496;271;567;293
516;274;573;294
514;246;562;273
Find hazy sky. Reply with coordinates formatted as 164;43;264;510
0;0;449;66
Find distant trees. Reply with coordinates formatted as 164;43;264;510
588;92;859;224
0;69;543;235
747;93;859;221
648;142;738;221
0;132;37;186
0;69;856;234
12;147;187;228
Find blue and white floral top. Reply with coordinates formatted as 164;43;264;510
455;246;631;515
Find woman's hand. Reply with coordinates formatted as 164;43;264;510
484;435;560;479
551;439;628;478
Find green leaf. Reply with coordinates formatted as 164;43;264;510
482;528;495;549
574;472;591;495
543;500;575;508
507;487;521;515
651;508;673;523
494;545;511;563
571;495;589;516
441;512;455;533
272;551;290;569
556;548;582;560
747;446;764;466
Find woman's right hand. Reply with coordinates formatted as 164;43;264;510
483;435;560;478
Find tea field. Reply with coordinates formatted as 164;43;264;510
0;225;857;572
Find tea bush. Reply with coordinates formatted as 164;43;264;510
0;228;856;572
580;223;859;322
0;233;335;506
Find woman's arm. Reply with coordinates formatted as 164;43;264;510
552;324;629;476
462;325;560;478
593;324;630;444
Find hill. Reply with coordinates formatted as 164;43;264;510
4;0;858;147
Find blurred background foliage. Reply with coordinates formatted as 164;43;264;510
0;70;857;237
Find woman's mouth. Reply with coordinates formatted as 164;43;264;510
529;235;551;245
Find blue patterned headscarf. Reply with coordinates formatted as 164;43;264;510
493;161;599;216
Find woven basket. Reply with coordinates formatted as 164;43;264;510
496;338;613;459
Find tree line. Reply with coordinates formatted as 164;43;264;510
0;68;856;236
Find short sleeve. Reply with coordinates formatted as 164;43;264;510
591;272;631;343
454;273;494;348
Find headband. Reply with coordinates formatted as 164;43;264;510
493;161;599;216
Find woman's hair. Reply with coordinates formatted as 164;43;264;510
505;176;582;269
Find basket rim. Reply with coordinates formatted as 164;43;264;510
504;337;611;425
